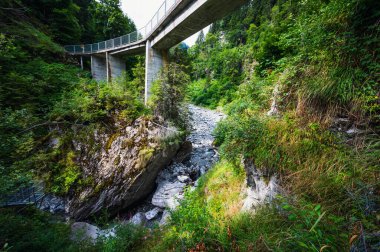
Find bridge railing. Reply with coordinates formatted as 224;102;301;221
64;0;180;54
0;181;45;207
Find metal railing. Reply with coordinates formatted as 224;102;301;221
0;182;45;207
64;0;180;54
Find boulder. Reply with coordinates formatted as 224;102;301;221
177;175;191;183
145;207;162;220
152;181;186;209
66;117;181;220
130;212;147;226
159;210;171;226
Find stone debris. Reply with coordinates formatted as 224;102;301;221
130;212;147;226
152;181;186;209
38;195;66;214
145;207;162;220
151;105;224;223
159;210;171;226
71;222;117;242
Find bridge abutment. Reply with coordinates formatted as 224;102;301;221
145;40;169;104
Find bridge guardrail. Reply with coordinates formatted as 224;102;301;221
64;0;180;54
0;181;45;207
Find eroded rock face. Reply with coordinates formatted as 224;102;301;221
67;117;181;220
39;194;66;214
241;158;279;212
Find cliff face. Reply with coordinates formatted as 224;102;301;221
67;117;181;220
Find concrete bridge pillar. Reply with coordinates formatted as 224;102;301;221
91;53;126;82
145;40;169;104
91;55;107;81
108;53;126;82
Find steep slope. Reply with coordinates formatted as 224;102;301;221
141;0;379;251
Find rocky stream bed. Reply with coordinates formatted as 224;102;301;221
122;104;225;226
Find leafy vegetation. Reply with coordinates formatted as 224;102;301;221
167;0;380;250
0;0;379;250
149;63;190;129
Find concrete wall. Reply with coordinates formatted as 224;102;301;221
109;54;126;81
91;55;107;81
145;40;168;104
91;54;125;82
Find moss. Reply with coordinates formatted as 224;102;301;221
121;138;134;149
135;147;155;170
105;133;120;153
113;155;121;166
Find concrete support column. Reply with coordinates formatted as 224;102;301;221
106;52;110;83
109;54;126;81
90;53;125;82
80;56;83;70
91;55;107;81
145;40;169;105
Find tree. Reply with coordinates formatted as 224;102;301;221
93;0;136;41
195;30;205;46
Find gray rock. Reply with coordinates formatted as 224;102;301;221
71;222;100;242
99;227;117;238
152;181;186;209
39;195;66;214
66;117;181;220
241;159;279;212
130;212;147;226
174;141;193;163
346;126;366;135
177;175;191;183
159;210;171;226
145;207;162;220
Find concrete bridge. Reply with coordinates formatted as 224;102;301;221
64;0;248;103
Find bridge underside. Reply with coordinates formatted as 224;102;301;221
151;0;248;49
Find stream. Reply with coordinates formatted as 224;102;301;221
124;104;225;226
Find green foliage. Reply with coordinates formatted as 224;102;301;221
0;208;74;251
0;0;141;196
99;224;148;252
142;161;348;251
92;0;136;41
51;76;146;124
190;0;379;121
188;44;244;108
182;1;379;248
149;63;190;128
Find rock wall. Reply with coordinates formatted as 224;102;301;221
67;117;181;220
241;158;279;212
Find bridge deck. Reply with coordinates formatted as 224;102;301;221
64;0;248;55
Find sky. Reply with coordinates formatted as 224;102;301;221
121;0;209;46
